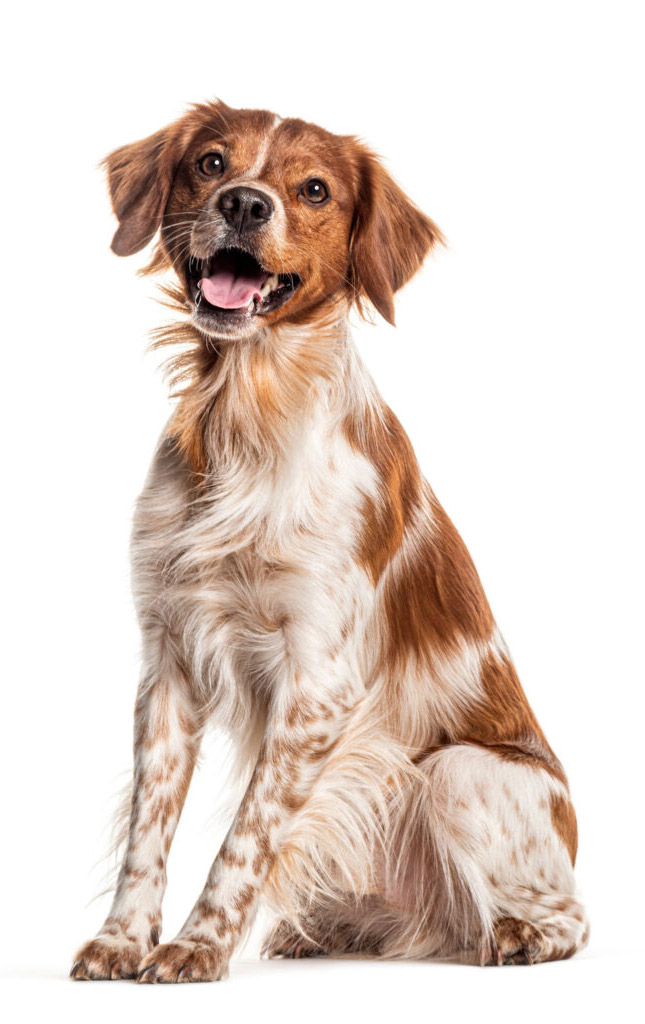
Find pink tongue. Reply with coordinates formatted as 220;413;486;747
199;268;267;309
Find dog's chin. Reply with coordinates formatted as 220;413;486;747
192;303;266;341
185;246;302;341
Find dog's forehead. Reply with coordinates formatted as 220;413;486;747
267;118;353;174
190;106;351;177
187;106;274;163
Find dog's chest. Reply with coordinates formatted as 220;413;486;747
132;418;378;693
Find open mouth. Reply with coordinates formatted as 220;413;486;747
187;248;301;318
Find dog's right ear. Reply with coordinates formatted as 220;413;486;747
349;147;443;326
103;128;177;257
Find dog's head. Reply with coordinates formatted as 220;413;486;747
104;101;442;339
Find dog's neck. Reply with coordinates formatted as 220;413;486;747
165;304;379;479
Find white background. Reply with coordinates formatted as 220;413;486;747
1;1;643;1021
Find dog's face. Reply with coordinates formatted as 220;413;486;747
105;101;441;339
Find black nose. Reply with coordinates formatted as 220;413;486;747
218;187;274;234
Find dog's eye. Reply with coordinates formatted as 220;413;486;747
197;152;225;177
299;179;329;205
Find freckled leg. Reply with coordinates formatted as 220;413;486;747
137;685;358;983
71;671;201;980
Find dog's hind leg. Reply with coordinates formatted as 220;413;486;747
383;743;589;964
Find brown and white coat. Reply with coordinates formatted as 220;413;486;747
71;101;588;983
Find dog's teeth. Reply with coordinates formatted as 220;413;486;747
260;274;279;298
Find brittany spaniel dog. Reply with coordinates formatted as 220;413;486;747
71;100;588;982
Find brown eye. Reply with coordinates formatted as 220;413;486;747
197;152;225;177
299;178;329;205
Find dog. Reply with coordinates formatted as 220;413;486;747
71;100;588;982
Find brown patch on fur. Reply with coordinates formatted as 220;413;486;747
306;734;337;762
134;701;168;749
163;336;220;479
235;808;262;836
195;902;228;927
285;695;318;729
462;652;543;743
408;642;566;786
221;848;247;869
550;794;578;865
252;834;272;875
343;404;421;585
282;781;307;813
479;742;566;785
453;648;567;785
231;884;256;914
124;867;149;883
381;493;496;673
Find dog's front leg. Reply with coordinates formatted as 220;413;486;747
71;669;201;980
137;679;360;983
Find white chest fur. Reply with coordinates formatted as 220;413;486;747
131;400;379;718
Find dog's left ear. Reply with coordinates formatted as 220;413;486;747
350;149;443;325
103;127;180;257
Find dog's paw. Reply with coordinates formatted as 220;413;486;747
484;917;543;966
70;937;148;980
137;939;228;983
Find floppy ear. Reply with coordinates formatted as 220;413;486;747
350;149;443;325
103;127;178;256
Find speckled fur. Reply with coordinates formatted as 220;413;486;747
71;101;587;984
